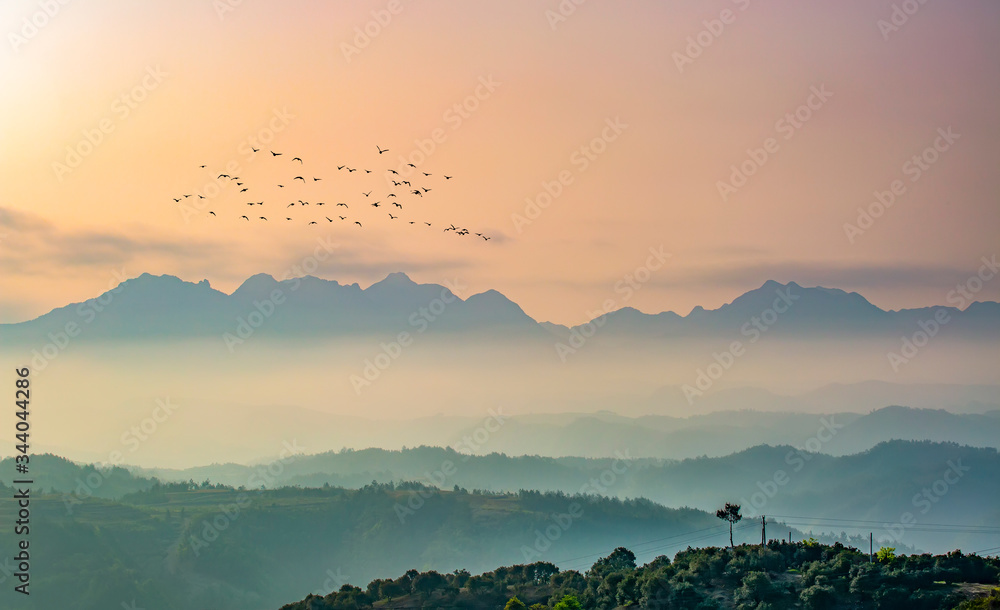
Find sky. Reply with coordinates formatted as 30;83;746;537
1;0;999;326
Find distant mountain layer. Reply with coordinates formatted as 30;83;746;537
1;272;997;341
12;438;992;556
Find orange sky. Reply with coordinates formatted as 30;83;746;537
1;0;999;325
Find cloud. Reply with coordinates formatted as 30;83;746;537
0;207;229;275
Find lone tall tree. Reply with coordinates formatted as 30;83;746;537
716;502;743;547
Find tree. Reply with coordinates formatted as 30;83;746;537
553;594;582;610
505;596;527;610
716;502;743;547
592;547;637;573
877;547;897;564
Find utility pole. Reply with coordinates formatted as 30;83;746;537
788;531;791;544
870;532;873;563
761;515;766;545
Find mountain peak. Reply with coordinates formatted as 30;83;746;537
368;272;416;289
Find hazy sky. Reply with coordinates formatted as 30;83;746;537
2;0;998;325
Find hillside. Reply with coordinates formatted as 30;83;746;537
275;543;1000;610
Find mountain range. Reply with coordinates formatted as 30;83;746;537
2;272;998;341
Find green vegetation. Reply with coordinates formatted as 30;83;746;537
277;543;1000;610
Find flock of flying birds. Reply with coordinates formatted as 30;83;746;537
172;146;492;241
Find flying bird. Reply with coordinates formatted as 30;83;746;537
209;211;216;216
363;191;372;197
355;221;362;227
294;176;305;182
377;145;388;154
444;175;453;180
371;202;380;208
308;221;317;225
423;173;431;177
392;202;402;208
292;157;303;163
260;217;268;221
271;151;282;156
388;213;397;219
251;146;259;152
389;169;398;175
199;165;206;168
240;188;248;193
241;215;249;221
337;203;348;207
325;217;333;222
313;177;322;181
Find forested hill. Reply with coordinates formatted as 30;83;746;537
276;543;1000;610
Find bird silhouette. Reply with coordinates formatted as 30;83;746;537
388;213;397;219
286;217;292;221
392;202;402;208
251;146;259;153
308;221;317;225
347;168;357;172
316;202;326;206
339;216;346;220
482;236;490;241
292;157;303;164
325;217;333;222
355;221;362;227
423;172;431;177
240;188;248;193
294;176;305;182
389;169;399;175
260;216;268;221
422;188;431;193
337;203;348;207
218;174;229;179
338;165;345;170
313;177;322;181
209;211;216;216
363;191;372;197
377;145;388;154
371;202;380;208
241;215;249;221
444;175;453;180
287;203;295;207
407;164;416;168
425;222;431;226
173;198;180;202
199;165;206;168
271;151;282;156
